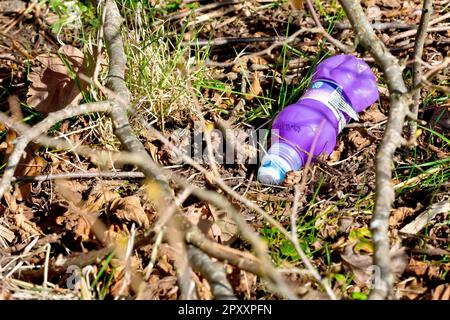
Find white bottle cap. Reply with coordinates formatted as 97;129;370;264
258;154;293;185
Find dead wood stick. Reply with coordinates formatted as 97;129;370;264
305;0;352;53
338;0;411;300
0;101;112;200
389;11;450;42
187;245;237;300
11;171;145;182
103;1;296;299
408;0;433;146
204;27;321;68
290;120;336;300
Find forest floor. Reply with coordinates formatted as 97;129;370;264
0;0;449;300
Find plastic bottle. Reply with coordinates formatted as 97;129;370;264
258;54;379;185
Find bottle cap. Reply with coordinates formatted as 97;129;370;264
257;154;293;185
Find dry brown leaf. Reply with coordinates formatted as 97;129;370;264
328;141;344;163
27;45;88;115
341;243;408;286
143;275;178;299
208;204;239;245
366;5;381;21
184;205;215;237
245;71;262;101
156;254;174;274
289;0;304;10
362;0;376;6
432;284;450;300
395;277;427;300
348;129;371;149
249;56;268;66
380;0;401;8
109;196;149;228
228;267;257;298
360;105;387;123
390;206;415;226
0;118;46;201
110;256;140;298
282;170;303;186
55;180;84;206
85;190;120;212
406;258;428;277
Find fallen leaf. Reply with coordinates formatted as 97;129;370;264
341;243;408;286
395;277;427;300
208;204;239;245
341;244;372;286
348;129;371;149
227;267;257;298
245;71;262;101
390;207;415;226
282;170;303;186
367;5;381;21
432;284;450;300
109;196;149;228
27;45;89;115
380;0;401;8
406;258;428;277
360;105;387;123
289;0;304;10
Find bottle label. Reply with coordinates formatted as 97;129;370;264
298;80;359;132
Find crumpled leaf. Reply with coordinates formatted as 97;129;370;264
341;243;408;286
348;129;371;149
289;0;304;10
432;284;450;300
360;105;387;123
110;256;140;298
395;277;427;300
380;0;401;9
27;45;88;115
109;196;149;228
245;71;262;101
208;204;239;245
389;206;415;227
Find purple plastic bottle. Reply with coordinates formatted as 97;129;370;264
258;55;379;185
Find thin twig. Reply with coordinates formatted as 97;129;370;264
134;115;337;299
305;0;352;53
187;245;237;300
408;0;433;146
204;27;321;68
0;101;112;199
11;171;145;182
290;120;336;300
338;0;411;300
388;11;450;42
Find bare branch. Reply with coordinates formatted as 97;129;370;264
338;0;410;300
305;0;353;53
11;171;145;182
408;0;433;146
0;101;112;199
187;245;237;300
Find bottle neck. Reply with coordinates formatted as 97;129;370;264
267;142;303;172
